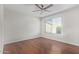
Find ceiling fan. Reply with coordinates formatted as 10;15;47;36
32;4;53;14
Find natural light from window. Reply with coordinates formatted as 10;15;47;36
46;17;63;34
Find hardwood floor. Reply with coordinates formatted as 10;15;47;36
3;37;79;54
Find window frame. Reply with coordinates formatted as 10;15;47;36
45;17;63;35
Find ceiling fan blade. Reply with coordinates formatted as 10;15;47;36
35;4;43;10
44;4;53;9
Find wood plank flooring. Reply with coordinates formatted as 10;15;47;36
3;37;79;54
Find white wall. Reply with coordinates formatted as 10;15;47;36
4;8;40;44
41;6;79;46
4;5;79;46
0;5;4;53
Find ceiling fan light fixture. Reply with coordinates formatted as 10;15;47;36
32;4;53;14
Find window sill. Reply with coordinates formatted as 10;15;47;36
45;32;64;36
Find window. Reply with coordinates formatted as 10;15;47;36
46;17;63;34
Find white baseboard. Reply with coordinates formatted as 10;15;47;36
41;33;79;46
4;33;79;46
4;34;41;44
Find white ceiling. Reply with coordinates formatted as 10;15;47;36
4;4;78;18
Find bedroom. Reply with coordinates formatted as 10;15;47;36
0;4;79;54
